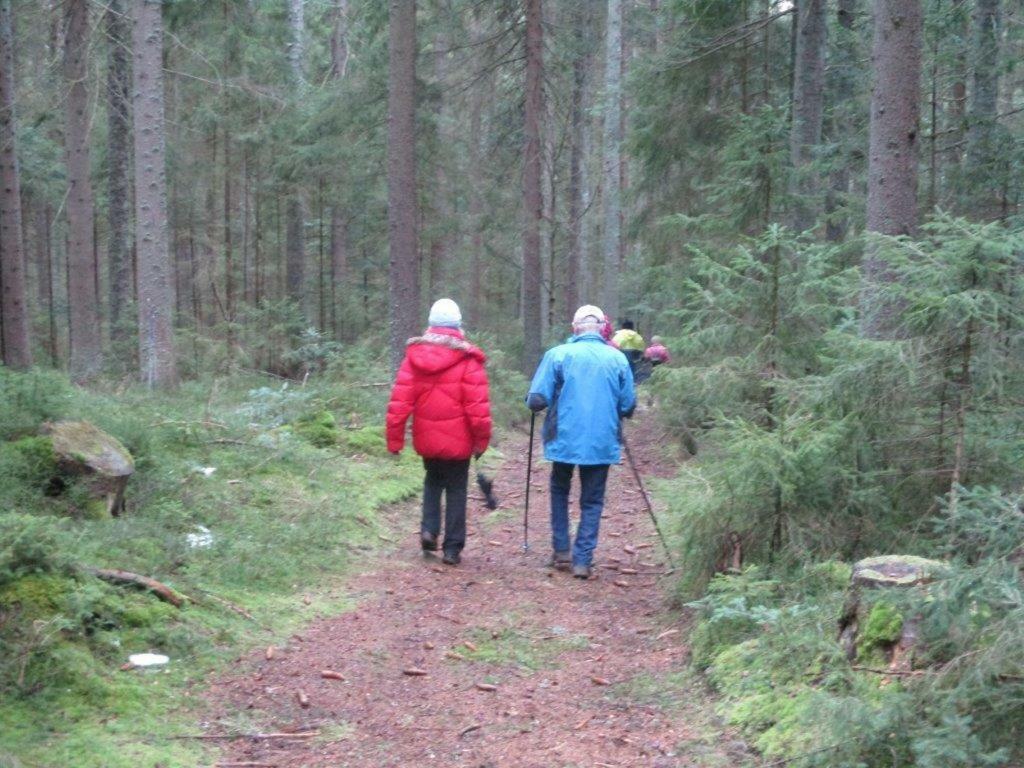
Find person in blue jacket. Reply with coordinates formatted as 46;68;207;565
526;304;637;579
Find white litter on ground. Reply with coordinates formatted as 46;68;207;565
194;466;217;477
128;653;169;667
186;525;214;548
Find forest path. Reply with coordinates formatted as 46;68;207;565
204;411;742;767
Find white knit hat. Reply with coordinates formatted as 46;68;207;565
428;298;462;328
572;304;604;325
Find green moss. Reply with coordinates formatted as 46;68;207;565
858;600;903;660
341;425;388;456
0;574;72;619
291;410;340;448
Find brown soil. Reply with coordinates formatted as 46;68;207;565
203;413;742;767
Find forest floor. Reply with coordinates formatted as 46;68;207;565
202;412;748;767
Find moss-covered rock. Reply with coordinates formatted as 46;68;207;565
40;421;134;518
838;555;945;670
291;411;340;448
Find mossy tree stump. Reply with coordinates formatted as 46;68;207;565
41;420;135;517
837;555;948;671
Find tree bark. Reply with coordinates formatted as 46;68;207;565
285;0;305;309
789;0;827;233
521;0;544;373
387;0;419;369
600;0;623;322
965;0;1000;206
824;0;857;242
285;197;304;303
106;0;133;345
329;0;349;338
862;0;922;338
566;13;588;319
330;208;346;336
64;0;103;379
330;0;349;79
0;0;31;368
131;0;177;386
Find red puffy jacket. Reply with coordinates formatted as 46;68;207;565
386;327;492;460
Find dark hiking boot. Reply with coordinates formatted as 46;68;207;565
420;530;439;552
442;551;461;566
572;564;592;579
548;550;571;572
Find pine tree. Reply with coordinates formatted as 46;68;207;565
64;0;103;380
521;0;544;373
132;0;177;386
106;0;133;346
387;0;419;368
862;0;923;337
0;0;31;369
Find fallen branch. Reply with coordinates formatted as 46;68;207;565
175;730;319;741
851;666;927;677
85;567;187;607
459;723;485;738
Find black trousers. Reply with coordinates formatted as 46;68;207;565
421;458;470;555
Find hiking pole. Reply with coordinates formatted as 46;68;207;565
620;429;676;571
523;411;536;553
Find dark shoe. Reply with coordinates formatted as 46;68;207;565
420;530;439;552
548;550;571;571
442;551;461;566
572;564;592;579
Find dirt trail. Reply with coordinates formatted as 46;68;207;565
204;413;740;767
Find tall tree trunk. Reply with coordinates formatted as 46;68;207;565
965;0;1000;209
223;125;234;353
862;0;922;338
64;0;102;379
825;0;857;242
0;0;31;368
106;0;133;345
600;0;623;322
33;204;54;361
285;0;305;309
132;0;177;386
521;0;544;373
285;197;304;303
317;179;326;331
466;8;486;329
429;24;450;302
789;0;827;233
387;0;419;369
330;0;349;79
329;0;349;337
565;22;586;317
288;0;304;84
330;207;346;336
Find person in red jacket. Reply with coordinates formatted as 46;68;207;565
386;298;492;565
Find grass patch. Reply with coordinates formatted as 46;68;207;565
0;366;423;767
454;617;590;672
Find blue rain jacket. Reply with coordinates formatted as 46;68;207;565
526;333;636;465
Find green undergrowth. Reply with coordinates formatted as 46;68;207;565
682;524;1024;768
0;359;425;767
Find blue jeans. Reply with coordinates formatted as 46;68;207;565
549;462;610;567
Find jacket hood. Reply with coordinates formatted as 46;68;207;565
406;328;486;374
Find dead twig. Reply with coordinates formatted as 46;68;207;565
459;723;485;738
84;567;188;607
